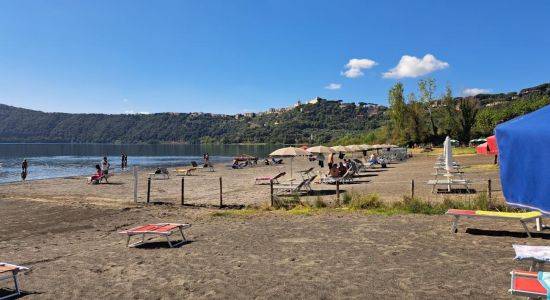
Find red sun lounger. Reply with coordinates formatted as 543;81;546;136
510;270;549;298
0;263;30;300
119;223;191;248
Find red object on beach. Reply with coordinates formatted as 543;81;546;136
119;223;191;248
446;209;476;215
510;270;547;297
476;142;489;155
476;135;498;155
487;135;498;155
299;145;309;150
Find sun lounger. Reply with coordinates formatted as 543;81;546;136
427;179;472;193
446;209;543;238
119;223;191;248
255;171;286;185
510;270;549;298
0;263;30;300
175;167;197;176
321;170;354;184
273;175;317;195
514;244;550;271
148;167;170;179
297;167;315;180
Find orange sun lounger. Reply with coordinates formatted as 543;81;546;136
446;209;542;238
119;223;191;248
0;263;30;300
510;270;549;298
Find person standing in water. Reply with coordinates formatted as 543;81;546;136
121;153;126;170
21;159;28;180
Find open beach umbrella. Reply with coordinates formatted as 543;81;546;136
307;145;336;154
346;145;363;152
331;145;350;152
269;146;309;179
496;104;550;214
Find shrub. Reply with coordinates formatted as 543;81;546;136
349;193;383;209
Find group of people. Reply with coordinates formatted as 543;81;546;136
88;156;111;184
326;158;359;178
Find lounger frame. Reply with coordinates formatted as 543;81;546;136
0;263;29;300
120;223;191;248
446;209;542;238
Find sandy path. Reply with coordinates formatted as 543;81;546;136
1;198;546;299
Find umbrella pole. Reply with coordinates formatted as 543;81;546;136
290;158;293;179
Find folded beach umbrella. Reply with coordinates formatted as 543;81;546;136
444;136;453;173
496;104;550;214
270;146;309;179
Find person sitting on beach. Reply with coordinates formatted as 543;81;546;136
338;162;347;176
231;159;241;169
88;164;103;184
328;164;339;177
368;153;379;164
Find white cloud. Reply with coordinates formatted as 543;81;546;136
325;83;342;90
462;88;492;96
341;58;378;78
382;54;449;79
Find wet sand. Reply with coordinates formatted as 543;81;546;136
1;154;540;299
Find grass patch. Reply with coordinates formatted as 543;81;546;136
349;193;383;210
425;147;477;157
211;209;261;217
466;164;499;170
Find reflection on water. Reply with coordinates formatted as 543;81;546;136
0;143;280;183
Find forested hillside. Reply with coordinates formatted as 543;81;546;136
0;100;387;144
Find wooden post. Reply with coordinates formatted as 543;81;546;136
219;177;223;208
181;177;189;206
411;179;415;199
270;179;274;207
336;181;340;206
147;177;151;204
487;179;492;200
133;166;138;204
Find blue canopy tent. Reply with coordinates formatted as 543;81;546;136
496;104;550;214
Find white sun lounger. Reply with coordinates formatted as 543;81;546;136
0;263;30;300
513;244;550;271
427;179;472;193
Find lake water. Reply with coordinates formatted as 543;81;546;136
0;143;281;183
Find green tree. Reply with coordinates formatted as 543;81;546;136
388;82;407;143
406;92;427;143
441;84;458;136
458;97;479;143
418;78;438;137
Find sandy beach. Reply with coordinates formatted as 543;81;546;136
1;154;542;299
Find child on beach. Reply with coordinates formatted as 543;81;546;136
88;164;103;184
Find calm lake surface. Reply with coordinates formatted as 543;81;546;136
0;143;281;183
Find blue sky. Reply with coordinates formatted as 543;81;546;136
0;0;549;115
